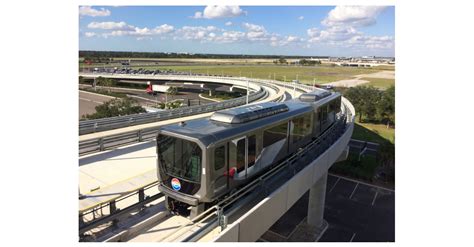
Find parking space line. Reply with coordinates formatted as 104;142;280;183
329;173;395;192
371;191;378;206
350;233;356;242
328;177;340;193
349;183;359;199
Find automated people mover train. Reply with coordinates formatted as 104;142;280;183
156;89;342;217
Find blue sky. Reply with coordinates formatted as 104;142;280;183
79;6;395;57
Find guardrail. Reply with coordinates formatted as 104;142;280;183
79;181;162;237
78;83;279;156
80;87;265;135
79;73;266;135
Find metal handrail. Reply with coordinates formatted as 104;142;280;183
79;181;162;236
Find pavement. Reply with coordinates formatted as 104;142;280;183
78;85;231;119
259;173;395;242
79;90;115;118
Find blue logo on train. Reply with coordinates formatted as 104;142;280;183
171;178;181;191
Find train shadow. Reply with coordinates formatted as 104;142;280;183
79;141;155;167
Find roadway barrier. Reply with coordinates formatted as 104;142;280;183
79;73;266;135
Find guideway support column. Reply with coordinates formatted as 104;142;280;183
307;171;328;227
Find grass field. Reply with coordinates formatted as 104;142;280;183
125;65;387;84
352;121;395;144
330;153;379;181
360;77;395;90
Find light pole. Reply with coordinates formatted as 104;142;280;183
246;80;249;104
313;78;316;90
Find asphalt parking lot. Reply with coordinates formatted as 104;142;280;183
259;174;395;242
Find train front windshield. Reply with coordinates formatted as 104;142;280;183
157;134;202;182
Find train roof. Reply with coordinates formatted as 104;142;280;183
159;101;312;147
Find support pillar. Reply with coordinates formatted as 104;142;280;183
209;89;215;96
307;171;328;227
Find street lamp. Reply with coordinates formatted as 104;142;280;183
246;80;249;104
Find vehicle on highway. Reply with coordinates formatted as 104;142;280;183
155;89;342;217
146;82;170;95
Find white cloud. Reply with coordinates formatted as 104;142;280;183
137;37;153;41
242;22;268;41
193;12;203;19
298;16;304;20
225;21;233;26
84;32;96;38
96;23;174;38
346;35;394;49
270;35;304;47
243;22;265;32
174;26;220;42
307;26;360;43
193;6;246;19
322;6;387;27
79;6;111;17
307;28;320;37
214;31;246;43
88;21;134;31
153;24;174;35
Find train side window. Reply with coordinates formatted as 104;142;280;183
248;135;256;167
321;105;328;124
236;138;246;172
263;122;288;148
214;146;225;171
292;113;313;143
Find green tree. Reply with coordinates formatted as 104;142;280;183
167;86;178;95
345;86;381;122
82;98;146;120
378;85;395;127
279;58;287;64
95;76;115;92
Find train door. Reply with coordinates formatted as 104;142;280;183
213;144;228;195
314;108;321;137
247;135;257;176
229;135;258;180
230;136;247;180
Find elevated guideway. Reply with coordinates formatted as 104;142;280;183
79;81;286;218
82;95;355;242
79;78;356;242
